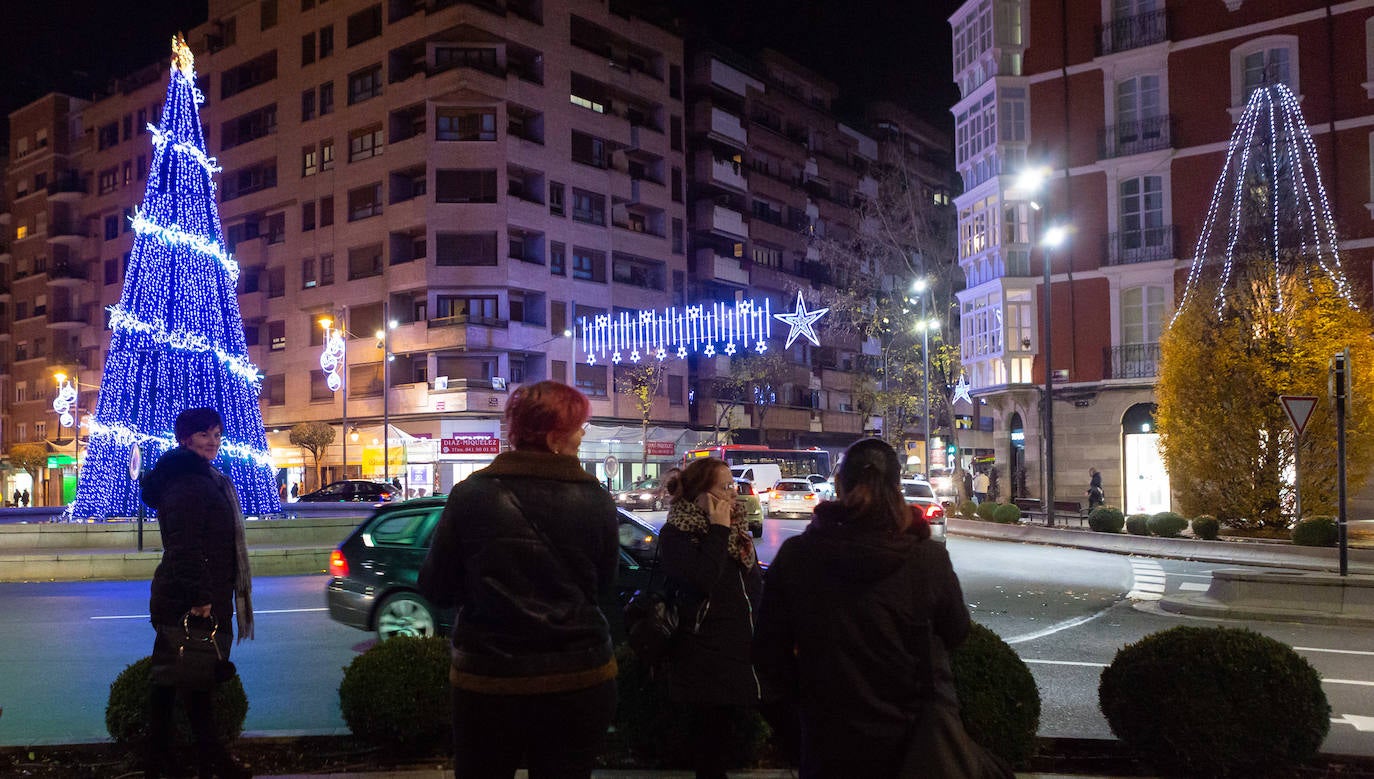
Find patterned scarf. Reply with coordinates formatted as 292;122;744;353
666;497;757;569
210;467;254;643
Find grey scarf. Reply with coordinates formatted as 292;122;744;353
212;468;255;643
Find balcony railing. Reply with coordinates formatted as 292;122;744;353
1098;115;1173;159
1105;343;1161;380
1097;9;1168;56
1105;225;1175;265
46;173;89;198
429;314;509;329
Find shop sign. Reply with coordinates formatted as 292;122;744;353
441;434;500;455
645;441;676;457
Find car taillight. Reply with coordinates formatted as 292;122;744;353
925;503;945;521
329;549;349;578
804;493;816;500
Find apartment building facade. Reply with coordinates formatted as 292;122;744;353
949;0;1374;512
1;0;959;505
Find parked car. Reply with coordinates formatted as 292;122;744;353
614;476;667;511
768;478;821;519
901;478;947;543
326;498;659;641
735;478;765;537
296;480;398;503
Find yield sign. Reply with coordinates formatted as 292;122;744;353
1280;395;1318;437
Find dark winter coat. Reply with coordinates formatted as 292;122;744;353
418;450;620;694
142;447;241;628
753;501;971;770
659;520;763;705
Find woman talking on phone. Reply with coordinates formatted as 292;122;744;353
659;456;761;779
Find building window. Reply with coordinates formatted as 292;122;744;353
435;169;497;203
575;364;607;397
347;64;383;105
104;258;119;285
435;232;498;266
320;252;334;284
571;188;605;225
319;25;334;58
1231;36;1298;107
348;125;384;162
264;374;286;405
348;244;384;279
346;5;383;47
669;374;683;406
550;241;566;276
311;370;333;401
302;256;316;287
320;138;335;171
434;46;498;71
1000;86;1027;142
98;122;119;150
1121;285;1166;345
319;196;334;227
98;168;118;195
218;103;280;150
301;88;316;121
571;130;607;168
269;320;286;350
436;295;498;323
347;183;383;221
549;182;565;216
220;51;278;100
436;108;496;141
302;201;316;231
221;159;278;201
571;246;606;282
302;31;316;66
261;0;278;29
1118;175;1164;251
104;215;120;241
301;145;318;176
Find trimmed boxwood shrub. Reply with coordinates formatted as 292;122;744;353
1292;515;1338;547
1191;514;1220;540
959;500;978;518
106;656;248;754
951;622;1041;767
1099;626;1329;777
1125;513;1150;535
1087;507;1125;533
991;503;1022;524
1147;511;1188;538
976;501;999;522
338;635;451;755
614;643;769;768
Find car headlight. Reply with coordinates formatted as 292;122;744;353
639;492;654;500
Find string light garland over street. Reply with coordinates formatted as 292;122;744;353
576;293;830;365
69;35;279;518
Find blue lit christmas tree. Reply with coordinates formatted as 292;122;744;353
70;36;280;518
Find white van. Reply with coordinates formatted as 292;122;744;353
730;464;783;505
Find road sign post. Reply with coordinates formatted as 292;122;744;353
1279;395;1318;523
1329;350;1350;576
603;455;618;492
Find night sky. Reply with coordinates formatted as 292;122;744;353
0;0;962;143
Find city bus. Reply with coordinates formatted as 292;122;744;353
684;445;833;480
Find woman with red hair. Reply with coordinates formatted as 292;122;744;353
420;380;618;778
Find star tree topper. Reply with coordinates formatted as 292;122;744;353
773;291;830;349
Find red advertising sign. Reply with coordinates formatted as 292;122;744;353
645;441;677;457
441;434;500;455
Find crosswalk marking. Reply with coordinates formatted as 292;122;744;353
1178;581;1209;592
1127;558;1166;600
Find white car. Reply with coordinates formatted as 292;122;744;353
803;473;835;499
768;478;822;519
901;479;948;543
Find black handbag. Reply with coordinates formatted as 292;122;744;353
152;613;229;690
624;578;678;664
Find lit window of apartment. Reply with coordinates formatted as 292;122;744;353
320;138;335;171
302;257;316;287
98;168;118;195
347;64;383;105
302;145;318;176
436;108;496;141
348;125;384;162
269;320;286;351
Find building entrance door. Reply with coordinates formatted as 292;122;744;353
1122;403;1170;514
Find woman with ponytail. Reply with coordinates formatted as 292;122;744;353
753;438;971;777
659;456;762;779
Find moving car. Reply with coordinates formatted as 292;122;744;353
614;476;667;511
730;464;783;504
296;480;398;503
769;478;821;519
735;478;765;537
326;498;659;641
804;473;835;499
927;466;959;508
901;478;948;543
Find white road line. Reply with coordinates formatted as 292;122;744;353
1023;658;1107;668
91;607;327;620
1322;679;1374;687
1178;582;1210;592
1296;646;1374;657
1127;558;1167;600
1003;610;1109;644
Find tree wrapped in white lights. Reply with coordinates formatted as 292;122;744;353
70;36;280;518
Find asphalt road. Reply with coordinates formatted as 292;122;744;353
1;524;1372;756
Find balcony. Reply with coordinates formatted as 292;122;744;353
46;221;89;249
1105;225;1175;265
1104;343;1161;380
1097;9;1168;56
47;262;88;287
0;241;10;263
694;201;748;239
47;305;90;330
699;105;747;148
696;249;749;287
1098;115;1173;159
0;282;10;300
46;173;89;203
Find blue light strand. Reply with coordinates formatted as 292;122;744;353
70;50;280;519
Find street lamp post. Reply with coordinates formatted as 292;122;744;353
1041;225;1069;527
376;302;397;487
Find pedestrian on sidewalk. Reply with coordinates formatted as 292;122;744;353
660;456;762;779
753;438;973;777
1087;467;1105;509
972;470;989;504
419;381;618;779
140;407;254;779
20;489;28;507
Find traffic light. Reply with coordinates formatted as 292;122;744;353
947;442;958;457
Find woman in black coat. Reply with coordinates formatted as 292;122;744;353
753;438;971;778
141;407;253;779
418;381;619;779
659;456;762;779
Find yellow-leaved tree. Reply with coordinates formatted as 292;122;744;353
1157;267;1374;529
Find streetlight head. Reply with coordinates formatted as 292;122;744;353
912;278;928;294
388;319;398;329
1015;165;1052;196
1043;224;1070;248
375;329;385;340
54;372;67;384
319;317;333;330
563;329;573;337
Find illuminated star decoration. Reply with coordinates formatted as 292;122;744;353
952;374;973;405
724;342;737;356
704;344;715;357
773;291;830;349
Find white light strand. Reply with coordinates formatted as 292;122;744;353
577;297;787;364
108;305;263;386
129;213;239;282
86;419;274;468
147;124;222;176
53;380;77;428
320;329;345;392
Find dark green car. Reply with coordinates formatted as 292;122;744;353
325;497;660;641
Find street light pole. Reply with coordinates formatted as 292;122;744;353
377;302;396;487
321;308;349;482
1041;226;1069;527
912;278;933;475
